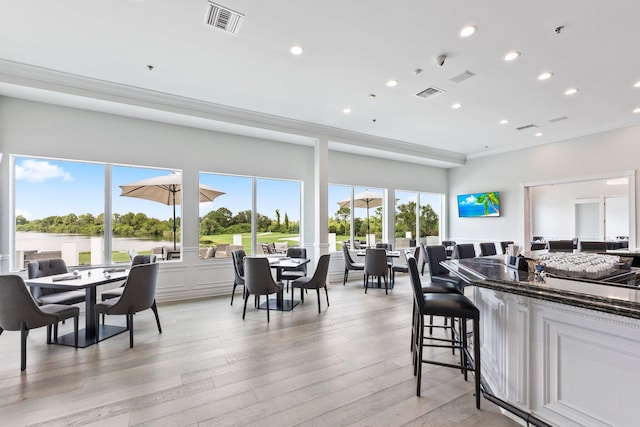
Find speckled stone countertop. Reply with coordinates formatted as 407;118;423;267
442;257;640;320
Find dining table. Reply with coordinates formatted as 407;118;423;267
260;257;311;311
25;267;130;347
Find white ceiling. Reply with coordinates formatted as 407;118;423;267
1;0;640;167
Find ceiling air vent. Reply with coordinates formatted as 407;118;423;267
415;86;445;100
516;124;538;131
205;2;244;35
548;116;569;123
449;70;476;84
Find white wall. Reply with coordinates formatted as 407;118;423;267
448;125;640;248
0;97;448;299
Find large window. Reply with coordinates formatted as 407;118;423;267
198;173;302;257
14;156;180;269
328;184;386;251
395;191;443;248
15;157;104;269
112;166;179;262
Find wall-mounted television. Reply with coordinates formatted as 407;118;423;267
457;191;500;217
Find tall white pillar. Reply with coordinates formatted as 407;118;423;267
313;138;330;261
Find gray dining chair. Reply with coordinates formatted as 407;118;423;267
280;247;307;290
364;248;389;294
342;244;365;285
94;263;161;348
291;254;331;313
243;257;284;322
452;243;476;259
230;249;246;305
27;259;86;305
479;242;497;257
100;255;159;325
0;274;79;371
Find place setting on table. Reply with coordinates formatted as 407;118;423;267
25;267;130;347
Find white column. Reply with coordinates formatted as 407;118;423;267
385;188;395;246
313;137;330;260
90;236;103;265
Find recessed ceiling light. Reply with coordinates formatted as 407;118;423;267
538;72;554;80
386;79;398;87
290;45;304;55
459;25;477;37
634;108;640;114
564;87;579;95
634;81;640;88
451;102;462;109
535;132;544;137
504;51;521;62
499;119;509;125
343;108;351;114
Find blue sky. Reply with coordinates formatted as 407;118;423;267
15;157;441;222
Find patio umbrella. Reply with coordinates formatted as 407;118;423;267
119;172;225;250
337;190;384;235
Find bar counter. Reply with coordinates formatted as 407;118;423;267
442;255;640;427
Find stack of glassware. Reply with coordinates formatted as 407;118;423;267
535;252;621;279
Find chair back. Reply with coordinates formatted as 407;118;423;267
286;247;306;259
406;256;426;314
307;254;331;288
579;241;607;252
27;259;69;300
0;275;55;331
479;242;497;257
342;245;356;266
244;257;281;295
376;243;392;250
500;241;514;254
27;259;67;279
132;254;157;266
114;263;159;314
364;248;388;276
231;249;246;282
548;240;574;252
453;244;476;259
425;245;449;278
286;247;307;273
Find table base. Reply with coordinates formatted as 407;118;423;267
53;324;128;348
257;299;300;312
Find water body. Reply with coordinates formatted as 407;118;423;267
16;232;176;253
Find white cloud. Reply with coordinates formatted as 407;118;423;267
462;195;477;205
15;159;72;182
15;208;33;220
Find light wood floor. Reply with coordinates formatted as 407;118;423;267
0;273;520;427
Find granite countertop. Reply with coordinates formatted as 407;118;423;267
443;257;640;320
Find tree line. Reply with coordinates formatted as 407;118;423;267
16;208;300;238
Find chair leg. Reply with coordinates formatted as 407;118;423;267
128;311;134;348
474;317;481;409
95;311;101;343
364;274;369;293
230;282;237;305
54;322;59;341
416;315;424;395
74;315;79;349
46;324;52;344
343;269;348;285
316;288;321;313
20;321;28;371
151;300;162;333
242;292;250;319
266;293;270;322
324;285;329;307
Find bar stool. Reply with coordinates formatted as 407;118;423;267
407;256;481;409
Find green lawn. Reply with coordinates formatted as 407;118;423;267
78;250;151;265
